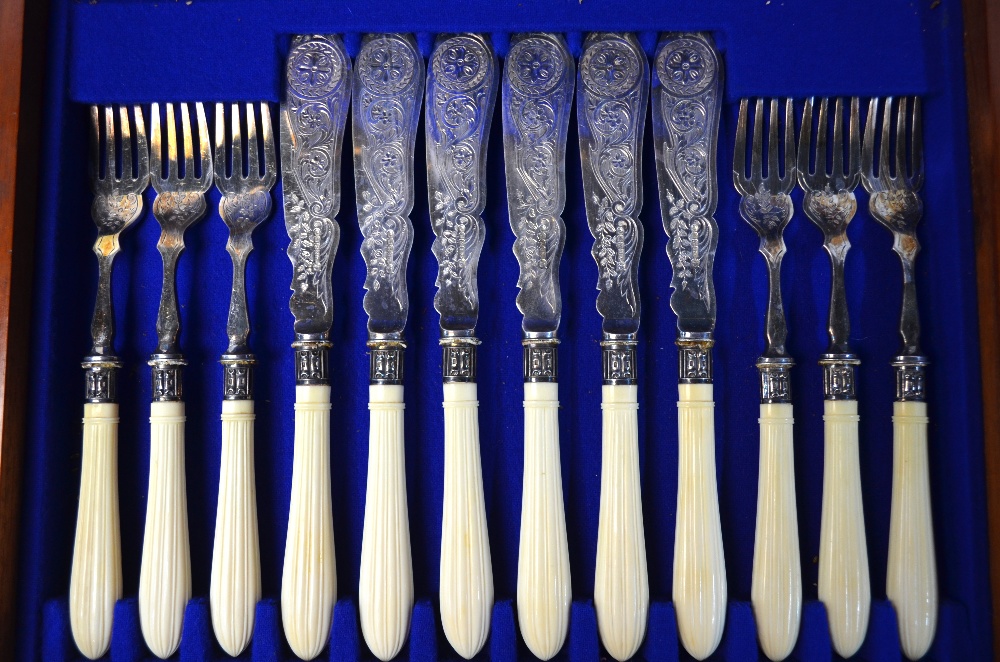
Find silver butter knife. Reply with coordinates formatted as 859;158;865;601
353;32;423;662
426;33;498;660
578;32;650;662
279;34;352;662
502;31;574;661
651;32;727;660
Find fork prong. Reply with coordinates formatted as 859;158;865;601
133;104;148;184
797;97;815;187
104;105;117;181
910;97;924;190
120;105;135;183
196;102;212;189
848;97;861;181
165;103;178;183
816;98;829;178
244;102;258;181
214;103;227;182
734;98;751;195
880;96;894;184
90;105;103;186
751;98;764;187
896;96;908;186
831;98;844;179
767;98;779;192
150;102;163;184
259;102;276;189
181;103;195;182
861;97;878;191
780;98;796;193
230;103;244;180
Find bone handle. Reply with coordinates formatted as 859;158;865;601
440;382;493;659
594;384;648;662
210;399;261;658
517;381;571;660
359;384;414;661
818;399;871;659
673;383;727;661
751;403;802;662
281;384;336;661
69;403;123;660
887;400;937;660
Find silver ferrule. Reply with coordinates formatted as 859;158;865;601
757;356;794;404
893;355;929;402
220;353;256;400
677;335;714;384
819;352;861;400
82;355;123;404
441;336;479;384
149;353;186;402
602;337;637;386
369;340;405;386
524;338;559;383
293;338;331;386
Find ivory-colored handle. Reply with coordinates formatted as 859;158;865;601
818;399;871;659
517;381;571;660
210;399;261;657
440;382;493;659
69;403;123;660
887;400;937;660
282;384;336;661
594;384;648;661
139;401;191;659
673;383;726;661
360;384;414;661
751;403;802;662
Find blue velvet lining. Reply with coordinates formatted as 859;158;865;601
17;0;989;660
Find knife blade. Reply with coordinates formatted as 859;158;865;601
426;32;498;660
502;31;574;661
650;31;727;660
279;33;351;661
578;31;650;662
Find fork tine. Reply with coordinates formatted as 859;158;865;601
119;105;134;182
797;97;814;186
910;97;924;189
880;96;894;184
733;98;751;195
816;98;829;178
848;97;861;180
214;103;227;182
196;102;212;188
181;103;195;181
751;98;764;187
104;105;116;181
861;97;878;191
780;98;796;193
259;102;276;189
150;102;163;183
244;102;259;181
230;103;244;179
133;104;148;183
166;103;178;183
896;96;908;185
831;98;844;179
90;105;103;186
767;98;779;192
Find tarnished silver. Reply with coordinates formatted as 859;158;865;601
354;33;424;385
578;32;648;385
734;98;797;404
215;102;276;399
797;97;862;400
651;32;722;382
503;32;574;383
148;102;212;401
862;97;929;402
281;34;352;386
84;105;149;402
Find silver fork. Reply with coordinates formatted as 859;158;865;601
209;102;276;657
138;102;212;659
70;105;148;660
797;97;871;659
734;98;802;662
861;96;936;661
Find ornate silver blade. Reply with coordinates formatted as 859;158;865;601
353;33;424;338
281;34;352;338
426;33;498;334
651;32;723;335
502;32;575;336
578;32;648;338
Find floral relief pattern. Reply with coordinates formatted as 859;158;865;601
432;37;489;92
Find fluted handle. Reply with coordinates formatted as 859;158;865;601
751;403;802;662
210;399;261;657
360;384;414;661
70;403;123;660
440;382;493;660
517;382;571;660
594;384;648;662
887;400;937;660
673;383;726;661
818;399;871;659
282;384;336;661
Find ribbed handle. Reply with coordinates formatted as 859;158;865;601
594;384;648;662
673;383;726;661
70;403;123;660
139;401;191;659
210;399;261;657
282;384;336;661
887;400;937;660
360;384;414;662
751;403;802;662
440;382;493;660
818;399;871;659
517;382;571;661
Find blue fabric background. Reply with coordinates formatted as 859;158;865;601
16;0;989;660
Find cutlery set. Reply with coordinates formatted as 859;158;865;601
69;31;936;662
